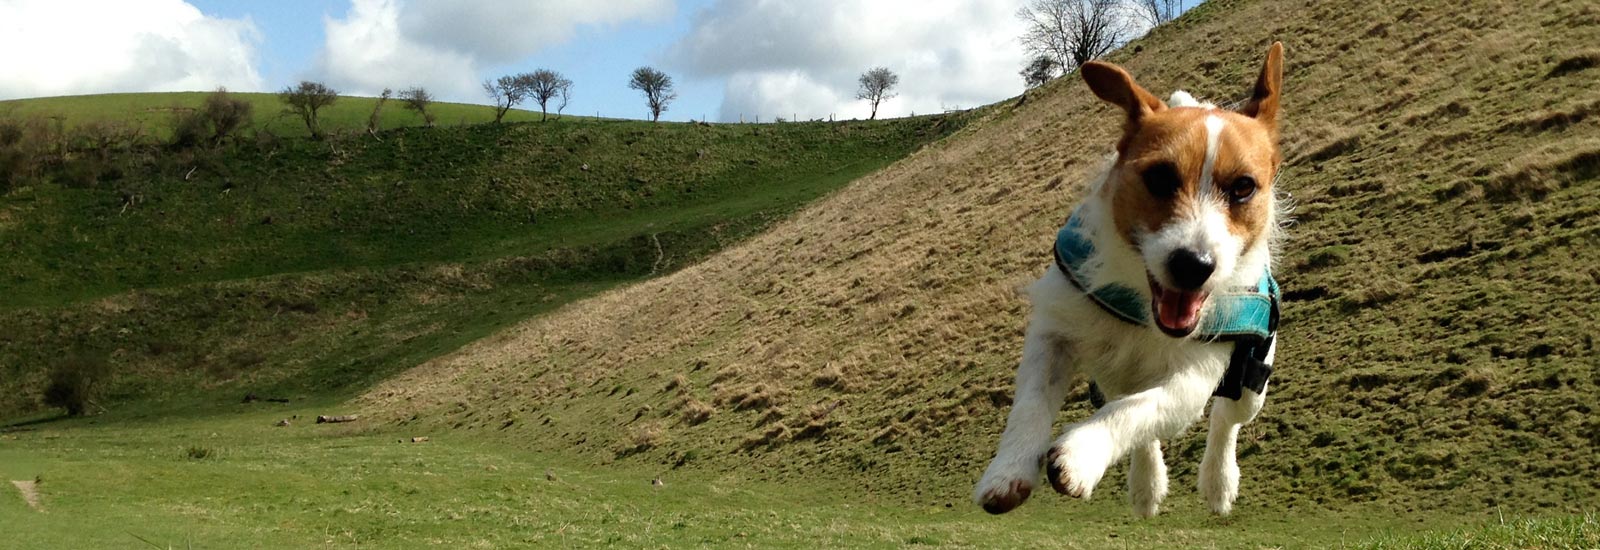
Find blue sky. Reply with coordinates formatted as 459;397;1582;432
185;0;724;121
0;0;1195;122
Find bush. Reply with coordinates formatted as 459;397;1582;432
170;108;209;149
399;87;435;127
279;81;338;139
172;88;253;149
0;116;52;190
42;352;111;416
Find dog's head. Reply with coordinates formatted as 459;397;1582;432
1082;43;1284;338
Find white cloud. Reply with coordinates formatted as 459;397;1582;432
401;0;673;65
668;0;1031;122
0;0;262;100
313;0;671;102
312;0;479;100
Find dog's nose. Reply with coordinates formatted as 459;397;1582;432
1166;249;1215;290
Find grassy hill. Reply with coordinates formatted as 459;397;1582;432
4;0;1600;546
356;0;1600;521
0;91;565;139
0;109;970;416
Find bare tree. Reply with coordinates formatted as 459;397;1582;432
628;67;677;122
1132;0;1181;27
856;67;899;120
1018;0;1130;70
524;70;573;122
367;88;393;134
483;74;532;123
1021;55;1063;88
399;87;436;127
278;81;339;139
555;80;573;120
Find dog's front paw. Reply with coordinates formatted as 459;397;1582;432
1045;426;1113;499
1199;454;1240;515
973;458;1038;514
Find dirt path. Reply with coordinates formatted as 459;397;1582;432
10;480;41;511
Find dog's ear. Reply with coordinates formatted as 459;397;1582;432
1239;42;1284;131
1081;61;1166;151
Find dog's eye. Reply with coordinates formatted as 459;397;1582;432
1142;163;1181;199
1229;176;1258;204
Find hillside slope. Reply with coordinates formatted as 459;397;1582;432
1;117;958;305
361;0;1600;515
0;115;966;417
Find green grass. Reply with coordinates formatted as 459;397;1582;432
0;91;570;139
1;115;958;307
0;101;970;417
3;406;1560;549
1353;515;1600;550
4;0;1598;545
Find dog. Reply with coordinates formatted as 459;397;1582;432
974;42;1286;518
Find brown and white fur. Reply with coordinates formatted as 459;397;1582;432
974;43;1286;518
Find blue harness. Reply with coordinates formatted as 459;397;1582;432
1053;210;1280;401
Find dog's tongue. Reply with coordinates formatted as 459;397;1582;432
1156;288;1206;332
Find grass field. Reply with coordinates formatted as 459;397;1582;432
6;407;1593;549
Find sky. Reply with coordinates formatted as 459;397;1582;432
0;0;1192;123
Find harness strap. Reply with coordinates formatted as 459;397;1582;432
1053;210;1280;402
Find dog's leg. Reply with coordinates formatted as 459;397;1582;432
1200;382;1268;515
1200;339;1274;515
1046;367;1217;500
1127;440;1168;518
974;327;1072;514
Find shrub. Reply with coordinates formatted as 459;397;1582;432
42;352;112;416
367;88;392;133
203;89;252;142
173;88;254;149
170;108;209;149
0;116;51;190
279;81;338;139
399;87;436;127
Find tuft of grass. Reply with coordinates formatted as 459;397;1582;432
664;373;689;393
1547;51;1600;78
1487;143;1600;201
628;423;664;452
183;446;215;460
813;363;845;388
1304;245;1353;269
679;398;714;425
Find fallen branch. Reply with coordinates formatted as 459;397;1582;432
242;394;290;404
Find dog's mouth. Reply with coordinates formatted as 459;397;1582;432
1148;275;1208;338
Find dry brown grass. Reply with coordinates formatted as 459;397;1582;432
679;397;714;425
628;422;664;453
359;0;1600;512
